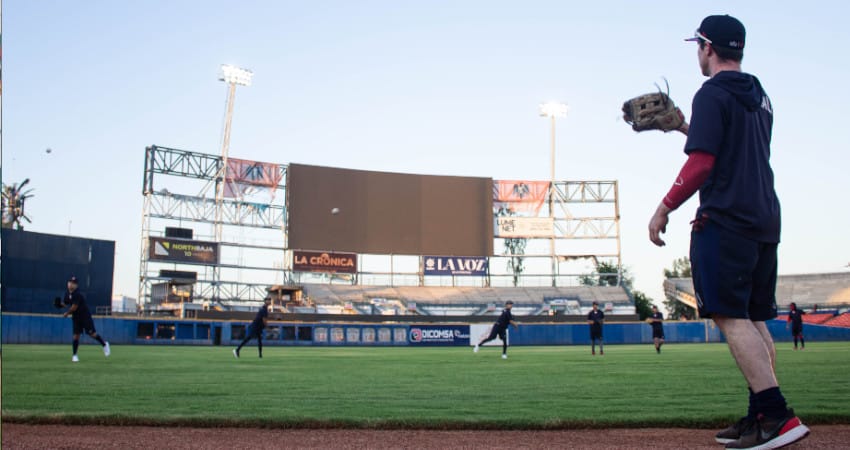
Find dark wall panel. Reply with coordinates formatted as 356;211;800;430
1;229;115;314
288;164;493;256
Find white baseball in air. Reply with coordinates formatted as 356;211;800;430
331;208;340;215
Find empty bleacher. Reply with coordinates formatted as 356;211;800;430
825;313;850;328
775;313;837;325
666;272;850;311
301;284;633;316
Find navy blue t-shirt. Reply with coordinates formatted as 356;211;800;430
685;71;780;243
788;309;805;329
251;304;269;330
64;290;91;321
495;308;514;330
587;309;604;331
650;311;664;334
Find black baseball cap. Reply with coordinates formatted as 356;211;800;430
68;276;79;283
505;300;514;305
685;15;745;50
592;301;599;306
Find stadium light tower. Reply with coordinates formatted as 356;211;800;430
539;101;568;286
213;64;253;302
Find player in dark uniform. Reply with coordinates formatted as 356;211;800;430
61;276;110;362
587;301;604;355
233;297;271;358
474;300;518;359
649;305;665;353
648;15;809;448
786;303;806;350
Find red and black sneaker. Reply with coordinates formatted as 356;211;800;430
715;416;755;444
725;409;809;449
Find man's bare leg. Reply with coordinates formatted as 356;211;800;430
753;321;776;373
713;315;777;392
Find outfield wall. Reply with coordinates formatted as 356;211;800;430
3;313;850;347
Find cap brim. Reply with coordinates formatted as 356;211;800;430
684;37;701;42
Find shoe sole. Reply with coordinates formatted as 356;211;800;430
716;437;735;444
735;423;810;450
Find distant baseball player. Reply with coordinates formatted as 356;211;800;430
474;300;518;359
646;15;809;448
62;276;110;362
587;301;604;355
649;305;665;353
786;303;806;350
233;297;271;359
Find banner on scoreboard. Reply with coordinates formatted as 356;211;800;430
293;250;358;274
223;157;283;201
423;256;488;276
493;180;549;215
148;237;219;265
495;217;554;238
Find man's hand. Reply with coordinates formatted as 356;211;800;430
63;312;69;318
649;202;672;247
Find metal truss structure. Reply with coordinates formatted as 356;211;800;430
139;146;622;306
139;145;287;308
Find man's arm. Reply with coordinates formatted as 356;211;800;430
509;320;519;330
649;151;715;247
63;303;78;318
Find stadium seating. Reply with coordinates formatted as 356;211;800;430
825;313;850;328
776;313;836;325
667;272;850;311
300;284;633;316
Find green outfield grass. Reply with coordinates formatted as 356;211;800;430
2;342;849;429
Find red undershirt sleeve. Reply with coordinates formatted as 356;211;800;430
662;151;716;210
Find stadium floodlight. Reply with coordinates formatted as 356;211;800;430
538;101;568;118
219;64;253;87
538;100;568;287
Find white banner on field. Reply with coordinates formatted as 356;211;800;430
495;217;554;238
470;323;510;347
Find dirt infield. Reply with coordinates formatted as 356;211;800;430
3;424;848;449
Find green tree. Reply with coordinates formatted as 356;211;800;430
663;256;696;320
632;290;654;321
495;207;527;287
664;256;692;278
579;261;625;287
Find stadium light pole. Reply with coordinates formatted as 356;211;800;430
539;101;568;287
213;64;253;303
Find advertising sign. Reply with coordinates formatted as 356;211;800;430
148;237;219;265
293;250;357;274
423;256;488;276
495;217;554;238
408;325;470;346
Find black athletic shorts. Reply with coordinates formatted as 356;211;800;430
486;326;507;342
590;327;603;340
791;326;803;336
652;328;665;339
73;316;96;335
690;220;778;321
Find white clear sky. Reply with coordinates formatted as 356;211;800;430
3;1;849;307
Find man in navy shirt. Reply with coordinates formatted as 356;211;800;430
61;276;110;362
649;305;664;354
234;297;271;359
587;301;604;355
786;303;806;350
474;300;518;359
647;15;809;449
